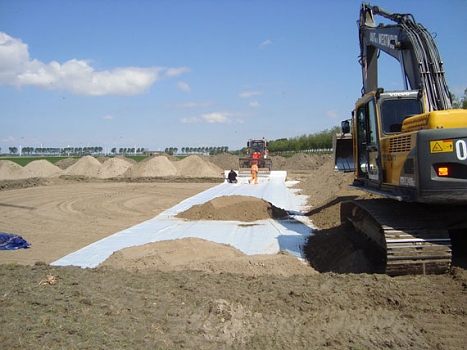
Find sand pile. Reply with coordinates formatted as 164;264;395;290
24;160;63;178
62;155;102;177
115;155;137;165
176;195;288;222
210;153;240;171
96;158;134;179
122;155;223;178
174;155;223;177
0;160;33;180
55;157;78;170
123;156;178;177
100;237;317;276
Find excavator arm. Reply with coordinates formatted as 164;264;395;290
359;3;452;110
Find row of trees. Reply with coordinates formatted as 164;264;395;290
5;146;147;156
165;146;229;155
268;127;340;153
452;88;467;109
163;130;338;156
111;147;146;155
163;128;340;156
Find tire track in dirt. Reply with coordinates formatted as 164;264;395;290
0;182;216;265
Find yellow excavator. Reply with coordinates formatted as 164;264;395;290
335;3;467;275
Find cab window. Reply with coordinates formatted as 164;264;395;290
380;99;422;133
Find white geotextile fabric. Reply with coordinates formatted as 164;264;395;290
51;171;315;268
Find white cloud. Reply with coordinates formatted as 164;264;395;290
249;101;261;108
102;115;114;120
201;112;230;123
1;135;16;143
177;81;191;92
181;117;201;123
201;112;229;123
166;67;191;77
238;90;263;98
259;40;272;49
0;31;190;96
174;101;214;108
198;112;246;124
325;110;339;119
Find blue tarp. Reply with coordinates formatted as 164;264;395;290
0;233;31;250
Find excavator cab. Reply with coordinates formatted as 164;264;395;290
349;90;425;192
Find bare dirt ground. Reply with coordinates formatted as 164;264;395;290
1;153;466;349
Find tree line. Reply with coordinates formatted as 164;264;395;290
452;88;467;109
164;146;229;155
268;127;340;153
4;146;147;156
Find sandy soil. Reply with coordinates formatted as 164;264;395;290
0;180;217;265
1;153;467;349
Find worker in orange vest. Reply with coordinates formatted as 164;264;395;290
249;162;259;184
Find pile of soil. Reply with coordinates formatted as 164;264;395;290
96;157;134;178
176;195;288;222
101;237;316;276
0;160;34;179
61;155;102;177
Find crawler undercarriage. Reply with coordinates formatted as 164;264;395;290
341;199;467;276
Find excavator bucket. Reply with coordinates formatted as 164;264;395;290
333;133;354;172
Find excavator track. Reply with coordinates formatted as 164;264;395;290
341;199;452;276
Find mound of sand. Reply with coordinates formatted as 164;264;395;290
24;159;63;178
210;153;240;171
0;160;33;180
54;157;78;170
121;155;223;178
115;155;137;165
123;156;178;177
100;237;317;276
96;156;110;163
62;155;102;177
174;155;223;177
96;158;134;179
176;195;288;222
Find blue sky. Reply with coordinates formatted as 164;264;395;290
1;0;466;152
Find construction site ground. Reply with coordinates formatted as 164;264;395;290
1;153;466;349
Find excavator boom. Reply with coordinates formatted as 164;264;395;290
359;3;452;111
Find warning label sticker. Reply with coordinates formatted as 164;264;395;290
430;140;453;153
